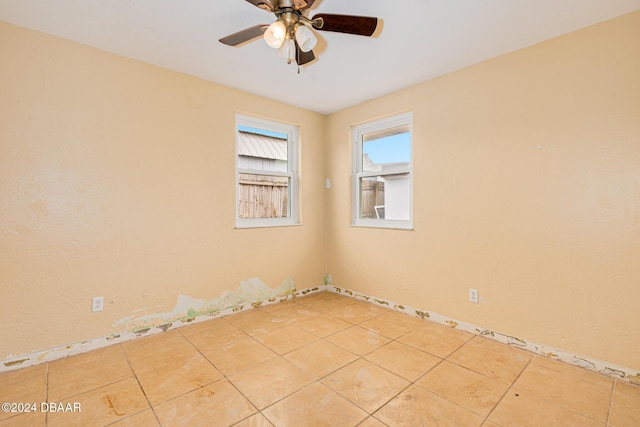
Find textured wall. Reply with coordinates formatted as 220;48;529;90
0;21;326;360
325;12;640;370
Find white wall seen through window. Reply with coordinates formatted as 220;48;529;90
352;112;413;229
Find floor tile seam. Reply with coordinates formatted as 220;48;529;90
409;373;500;420
119;343;163;427
213;375;263;425
527;360;618;391
244;374;323;414
439;357;518;386
512;366;614;423
317;356;415;415
46;373;139;403
509;384;611;425
361;345;439;384
605;380;618;427
481;352;535;425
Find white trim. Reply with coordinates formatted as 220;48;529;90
352;112;413;229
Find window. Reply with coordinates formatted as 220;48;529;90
352;112;413;229
236;114;299;228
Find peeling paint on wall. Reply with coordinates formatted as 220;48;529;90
114;277;295;332
1;280;321;373
328;285;640;385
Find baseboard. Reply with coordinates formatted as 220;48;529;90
1;284;324;373
326;285;640;385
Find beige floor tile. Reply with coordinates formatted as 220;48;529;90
154;379;256;426
269;304;322;323
263;382;368;426
365;341;441;381
0;369;47;422
47;377;149;427
513;356;613;422
178;316;242;340
609;381;640;427
233;412;275;426
358;417;388;427
253;325;319;355
48;345;133;401
122;330;199;369
488;387;602;427
0;409;46;427
375;384;484;427
0;363;46;387
182;326;247;355
359;311;425;339
415;361;509;417
397;322;473;358
322;359;410;413
226;309;293;335
199;334;277;375
327;301;388;324
447;336;532;383
228;357;314;409
284;340;358;379
133;351;222;405
326;326;391;356
295;313;352;337
529;355;613;388
109;409;159;426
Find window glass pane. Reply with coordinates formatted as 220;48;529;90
359;173;410;221
237;126;288;172
238;173;289;219
362;126;410;172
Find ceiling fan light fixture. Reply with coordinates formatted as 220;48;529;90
278;38;296;63
264;20;287;48
294;24;317;53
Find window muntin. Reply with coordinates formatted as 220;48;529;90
236;115;298;228
353;112;413;229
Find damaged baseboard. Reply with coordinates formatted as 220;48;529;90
326;285;640;385
1;284;324;373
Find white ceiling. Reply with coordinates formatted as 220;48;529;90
1;0;639;114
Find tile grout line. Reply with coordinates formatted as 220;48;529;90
480;353;535;426
118;342;163;427
605;380;616;427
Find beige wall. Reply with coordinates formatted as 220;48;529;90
326;12;640;370
0;21;326;358
2;11;639;372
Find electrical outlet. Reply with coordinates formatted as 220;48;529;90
469;289;479;303
92;296;104;312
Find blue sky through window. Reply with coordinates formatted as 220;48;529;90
364;132;411;164
238;125;287;139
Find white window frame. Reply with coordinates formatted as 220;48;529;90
352;112;413;230
236;114;299;228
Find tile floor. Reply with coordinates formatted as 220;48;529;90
1;292;639;426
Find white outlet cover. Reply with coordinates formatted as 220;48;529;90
92;296;104;312
469;289;479;303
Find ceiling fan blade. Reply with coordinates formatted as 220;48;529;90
219;25;268;46
292;0;316;10
295;43;315;66
312;14;378;37
244;0;274;12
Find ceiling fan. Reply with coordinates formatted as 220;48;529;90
219;0;379;66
